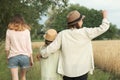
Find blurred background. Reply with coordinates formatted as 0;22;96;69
0;0;120;80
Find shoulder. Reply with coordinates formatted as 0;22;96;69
23;29;30;35
81;27;89;30
6;29;14;34
6;29;13;32
61;29;69;32
58;29;70;34
24;29;30;32
81;27;92;32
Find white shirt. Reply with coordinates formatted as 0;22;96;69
40;18;110;77
5;29;32;58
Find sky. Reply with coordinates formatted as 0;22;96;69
69;0;120;28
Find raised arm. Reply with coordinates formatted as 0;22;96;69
85;10;110;39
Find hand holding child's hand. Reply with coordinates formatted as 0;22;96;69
36;53;42;61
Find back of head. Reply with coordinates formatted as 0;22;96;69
11;14;25;24
44;29;57;41
67;10;85;29
44;29;57;45
8;14;30;31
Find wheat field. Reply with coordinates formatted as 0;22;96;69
32;40;120;76
92;40;120;76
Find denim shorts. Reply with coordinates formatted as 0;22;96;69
8;55;30;68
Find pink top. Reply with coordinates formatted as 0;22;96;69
5;29;32;59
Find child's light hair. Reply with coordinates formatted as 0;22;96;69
8;14;31;31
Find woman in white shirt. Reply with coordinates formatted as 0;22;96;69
40;10;110;80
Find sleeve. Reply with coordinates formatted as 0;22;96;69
26;30;33;54
40;32;62;58
85;18;110;40
5;30;11;51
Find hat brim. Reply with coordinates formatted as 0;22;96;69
43;34;54;41
68;15;85;26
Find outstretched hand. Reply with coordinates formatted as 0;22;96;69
36;53;41;61
102;10;107;18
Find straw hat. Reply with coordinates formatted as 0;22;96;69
67;10;85;26
44;29;57;41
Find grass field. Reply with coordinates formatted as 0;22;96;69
0;40;120;80
92;40;120;78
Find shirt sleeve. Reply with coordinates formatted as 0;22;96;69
84;18;110;39
26;30;33;54
40;32;62;58
5;30;11;51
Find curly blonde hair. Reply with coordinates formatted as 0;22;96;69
8;14;31;31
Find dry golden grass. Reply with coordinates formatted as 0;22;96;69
32;42;45;62
32;42;44;49
92;40;120;76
